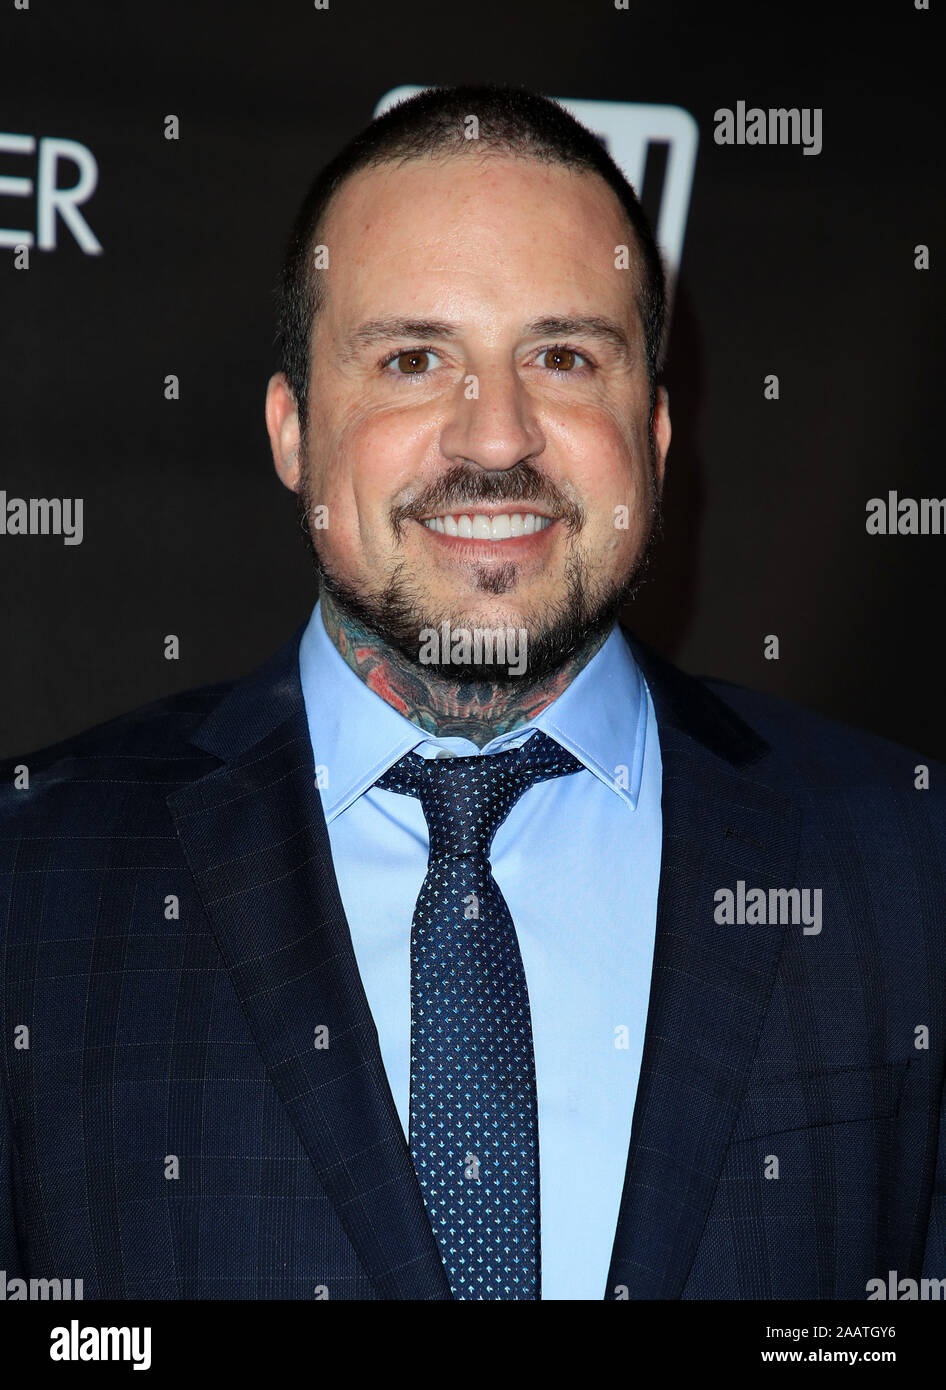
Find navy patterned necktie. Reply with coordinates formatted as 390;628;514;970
375;730;584;1300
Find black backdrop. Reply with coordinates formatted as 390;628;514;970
2;0;943;760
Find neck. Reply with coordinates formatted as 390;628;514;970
318;588;610;749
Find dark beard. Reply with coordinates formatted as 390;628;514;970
294;465;662;689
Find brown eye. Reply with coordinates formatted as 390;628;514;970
396;350;431;374
542;347;578;371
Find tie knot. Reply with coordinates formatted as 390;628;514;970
375;730;583;859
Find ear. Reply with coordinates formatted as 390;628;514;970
652;385;671;495
265;373;303;493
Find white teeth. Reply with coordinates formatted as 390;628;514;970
421;511;553;540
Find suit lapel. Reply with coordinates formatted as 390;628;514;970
606;637;802;1299
167;630;452;1301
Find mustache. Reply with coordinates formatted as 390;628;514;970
391;461;583;539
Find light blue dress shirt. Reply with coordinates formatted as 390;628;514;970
298;598;663;1299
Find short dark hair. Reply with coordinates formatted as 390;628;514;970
276;83;666;430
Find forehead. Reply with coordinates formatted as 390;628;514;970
316;153;636;327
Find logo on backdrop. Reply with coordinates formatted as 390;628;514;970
2;98;700;269
373;87;699;303
0;133;102;254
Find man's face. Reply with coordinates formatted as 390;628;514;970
267;153;670;680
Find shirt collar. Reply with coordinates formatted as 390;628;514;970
299;598;649;822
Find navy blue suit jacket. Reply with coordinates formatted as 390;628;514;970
2;626;945;1299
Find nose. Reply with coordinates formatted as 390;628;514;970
438;363;546;472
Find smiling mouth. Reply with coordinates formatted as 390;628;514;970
417;509;555;541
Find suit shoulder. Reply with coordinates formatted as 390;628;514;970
701;675;945;790
0;677;232;815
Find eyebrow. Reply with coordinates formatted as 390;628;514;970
341;314;632;359
524;316;631;357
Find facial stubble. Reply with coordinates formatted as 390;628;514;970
295;448;662;689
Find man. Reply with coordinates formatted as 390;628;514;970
1;85;944;1302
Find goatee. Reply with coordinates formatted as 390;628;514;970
294;466;662;688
